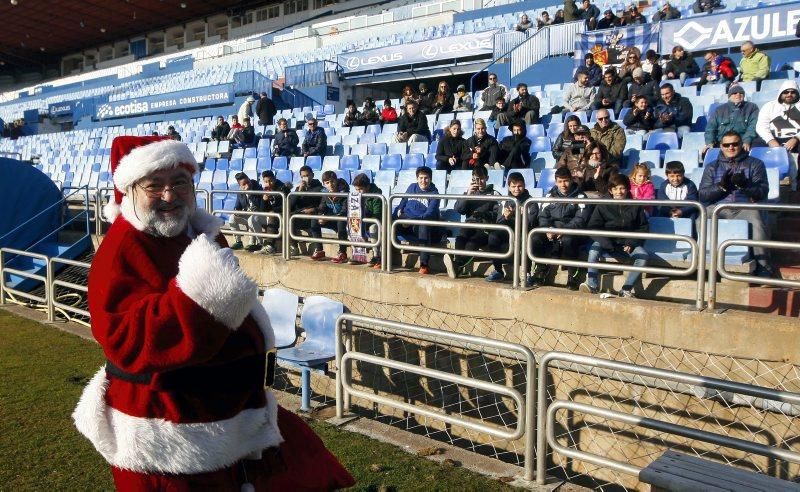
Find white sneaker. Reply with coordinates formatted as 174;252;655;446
260;244;275;254
288;244;299;256
442;254;456;279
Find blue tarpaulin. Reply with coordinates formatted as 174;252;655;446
0;158;61;251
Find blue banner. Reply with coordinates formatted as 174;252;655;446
575;24;660;70
49;100;77;117
661;2;800;53
337;31;496;73
95;84;233;119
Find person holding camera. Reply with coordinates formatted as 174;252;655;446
556;124;593;171
699;130;773;279
435;119;467;172
462;118;500;170
552;115;583;161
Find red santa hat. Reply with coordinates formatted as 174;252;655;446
104;136;198;222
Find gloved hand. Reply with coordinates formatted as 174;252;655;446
731;171;748;189
719;168;734;192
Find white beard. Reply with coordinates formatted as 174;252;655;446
139;199;195;237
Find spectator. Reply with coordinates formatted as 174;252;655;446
352;172;384;268
575;54;603;87
463;118;500;170
392;166;442;275
480;73;509;110
552;9;566;24
529;166;590;289
400;85;418;111
259;170;291;253
557;125;593;176
485;172;536;282
228;172;265;252
417;82;434;114
166;125;182;141
453;85;474;113
381;99;398;123
590;108;626;166
738;41;770;84
537;11;553;29
618;48;642;84
626;68;659;107
226;115;242;141
210;115;231;141
699;130;772;277
624;95;656;134
622;4;646;25
593;69;628;116
488;97;507;130
560;135;619;196
431;81;454;115
499;82;540;126
516;13;534;32
553;115;583;161
288;166;323;257
641;49;664;82
699;51;738;86
499;121;532;169
444;166;500;278
629;163;656;211
654;83;693;136
597;9;621;30
309;171;350;263
255;91;277;126
237;95;255;123
272;117;299;157
231;117;255;148
652;1;681;22
564;72;596;112
693;0;722;14
664;45;700;83
756;80;800;152
657;161;699;219
579;0;601;29
361;97;381;125
436;120;467;172
301;118;327;157
396;100;431;143
580;173;650;297
564;0;579;21
151;131;160;136
705;85;759;153
343;102;362;128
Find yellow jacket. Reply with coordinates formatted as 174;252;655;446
739;50;770;81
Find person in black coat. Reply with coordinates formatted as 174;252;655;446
623;96;655;133
289;165;324;256
258;170;292;254
625;68;659;107
301;118;327;156
210;115;231;141
228;172;266;251
255;92;277;126
664;45;700;84
462;118;500;169
596;9;620;30
498;83;540;126
592;69;628;115
272;118;299;157
435;120;467;172
499;121;532;169
396;101;431;143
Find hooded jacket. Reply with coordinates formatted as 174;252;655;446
654;92;693;129
500;135;532;169
454;184;500;223
590;122;626;164
539;183;590;229
657;177;699;219
699;151;768;205
623;106;655;132
301;127;327;156
705;99;760;145
233;179;264;212
755;80;800;144
273;128;299;156
628;79;659;106
318;180;350;216
587;196;649;248
507;93;541;123
739;49;770;82
394;182;441;219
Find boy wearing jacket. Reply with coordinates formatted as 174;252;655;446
352;172;384;268
393;166;442;274
443;166;500;278
289;166;323;257
530;167;590;289
485;172;536;282
310;170;350;263
579;173;650;298
657;161;699;220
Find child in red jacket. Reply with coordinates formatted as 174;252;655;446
380;99;398;123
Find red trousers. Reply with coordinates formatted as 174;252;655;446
111;406;354;491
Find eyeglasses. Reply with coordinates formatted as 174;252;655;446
721;142;740;148
488;76;497;80
307;122;317;126
137;180;193;198
782;90;799;96
597;117;610;121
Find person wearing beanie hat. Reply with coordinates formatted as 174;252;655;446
74;136;354;490
704;84;760;153
625;66;659;108
596;8;620;29
453;84;474;112
574;53;603;87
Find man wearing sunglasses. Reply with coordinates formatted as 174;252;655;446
699;131;773;278
757;80;800;189
480;72;509;110
74;136;354;490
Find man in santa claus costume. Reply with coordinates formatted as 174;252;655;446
72;135;354;491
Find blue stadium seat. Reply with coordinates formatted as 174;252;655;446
402;153;424;169
547;122;564;137
645;217;694;261
624;149;660;169
707;219;750;265
229;159;243;171
389;142;407;155
537;168;555;191
645;131;679;159
216;159;229;171
204;157;216;170
349;143;368;156
564;111;588;124
531;137;552;152
289;156;306;172
625;134;643;151
335;169;351;183
703;148;720;166
366;124;382;136
409;142;428;155
305;155;322;170
275;169;293;184
428;141;438;154
340;154;360;170
496;126;512;141
272;156;288;170
361;155;381;173
749;147;791;178
359;133;376;144
244;147;257;159
527;124;546;139
231;148;245;160
322;155;340;170
257;157;271;172
664;149;700;172
368;143;388;155
381;154;402;171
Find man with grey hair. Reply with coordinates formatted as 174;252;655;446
738;41;770;84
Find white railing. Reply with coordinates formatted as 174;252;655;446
510;20;585;78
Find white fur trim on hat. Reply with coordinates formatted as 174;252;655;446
114;140;198;193
175;233;258;329
72;367;283;475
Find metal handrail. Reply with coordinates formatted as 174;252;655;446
0;248;51;307
335;313;537;481
510;21;585;78
48;257;90;322
387;192;521;287
287;191;389;269
536;351;800;484
521;197;707;310
708;202;800;309
212;190;286;249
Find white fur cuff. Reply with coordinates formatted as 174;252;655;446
176;234;258;329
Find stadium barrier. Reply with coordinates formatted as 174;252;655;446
387;193;522;287
521;197;707;310
510;20;585;78
48;257;91;323
0;247;50;307
287;191;389;269
708;202;800;310
335;313;537;481
212;190;287;257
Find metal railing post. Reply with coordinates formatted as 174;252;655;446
708;206;721;310
695;205;708;310
512;200;521;288
45;258;54;322
0;249;5;305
